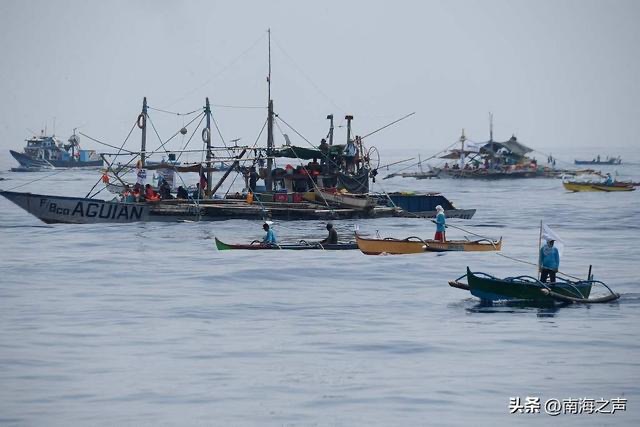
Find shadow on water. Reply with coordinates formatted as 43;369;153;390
459;300;570;318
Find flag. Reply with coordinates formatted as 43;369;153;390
541;223;564;257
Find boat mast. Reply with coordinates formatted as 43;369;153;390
346;115;353;143
327;114;334;145
140;97;148;166
489;112;494;142
537;220;542;280
265;28;274;193
205;97;213;196
460;128;465;168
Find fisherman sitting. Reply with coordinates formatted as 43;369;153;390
262;222;277;245
320;223;338;244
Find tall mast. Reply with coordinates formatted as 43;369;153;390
489;112;494;142
140;97;148;166
327;114;334;145
205;97;213;196
265;28;274;192
345;115;354;143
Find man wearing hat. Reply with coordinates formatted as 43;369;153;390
539;239;560;283
433;205;446;242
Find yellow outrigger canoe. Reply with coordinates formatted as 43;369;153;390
355;232;502;255
563;181;635;192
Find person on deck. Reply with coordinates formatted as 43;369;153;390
249;166;259;192
433;205;446;242
539;239;560;283
344;138;357;173
176;186;189;199
605;173;614;185
262;222;277;245
159;180;172;199
319;138;329;167
320;223;338;245
145;184;160;201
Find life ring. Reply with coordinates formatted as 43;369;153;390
137;114;146;129
202;128;210;143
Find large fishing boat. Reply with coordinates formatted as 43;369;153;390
2;32;473;224
574;155;621;165
10;130;103;169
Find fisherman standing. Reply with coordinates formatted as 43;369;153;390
539;239;560;283
433;205;446;242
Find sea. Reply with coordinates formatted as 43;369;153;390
0;153;639;426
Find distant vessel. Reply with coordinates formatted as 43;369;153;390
574;155;621;165
10;130;103;169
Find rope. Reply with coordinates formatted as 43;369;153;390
147;106;201;116
163;31;267;108
495;252;583;281
4;168;70;191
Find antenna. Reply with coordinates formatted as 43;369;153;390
230;138;241;147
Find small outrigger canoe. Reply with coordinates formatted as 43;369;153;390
355;232;501;255
563;181;635;192
215;237;358;250
449;267;620;304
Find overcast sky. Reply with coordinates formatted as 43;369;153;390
1;0;639;170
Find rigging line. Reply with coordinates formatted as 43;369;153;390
146;111;206;159
224;119;268;198
163;32;267;109
211;115;230;153
86;119;141;195
147;106;201;116
212;104;266;109
360;112;416;140
271;36;344;113
79;132;138;154
495;253;582;281
4;168;71;192
275;114;346;173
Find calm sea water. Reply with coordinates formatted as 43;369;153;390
1;156;639;426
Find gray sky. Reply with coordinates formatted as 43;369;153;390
1;0;639;170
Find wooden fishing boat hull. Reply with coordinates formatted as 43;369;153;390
464;268;592;302
355;233;502;255
563;182;635;192
314;189;377;209
1;190;401;224
215;237;357;250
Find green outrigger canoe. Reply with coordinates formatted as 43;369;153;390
215;237;358;251
449;267;620;304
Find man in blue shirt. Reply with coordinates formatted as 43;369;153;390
539;239;560;283
262;222;277;245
